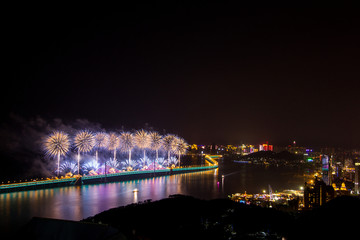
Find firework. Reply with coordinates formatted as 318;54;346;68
162;134;177;161
44;131;70;157
94;132;109;148
174;137;188;166
107;133;120;150
149;131;163;170
138;156;150;167
119;132;135;151
135;129;150;162
119;132;135;166
74;130;95;153
108;132;120;161
168;156;179;167
135;130;150;149
94;132;109;163
44;131;70;176
156;157;166;167
106;158;121;172
60;161;77;176
42;127;189;176
149;132;162;150
74;130;95;175
82;159;100;174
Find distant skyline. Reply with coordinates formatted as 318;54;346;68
3;4;360;148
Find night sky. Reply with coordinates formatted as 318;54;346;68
3;4;360;147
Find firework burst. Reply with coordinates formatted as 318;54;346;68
119;132;135;152
149;131;163;170
108;132;120;161
44;131;70;157
149;132;162;151
135;129;150;163
162;134;177;161
74;130;95;174
94;132;109;163
60;161;77;176
82;159;100;174
42;127;189;176
44;131;70;175
74;130;95;153
135;130;150;149
94;132;109;149
107;133;120;150
106;158;121;173
174;137;188;166
119;132;135;166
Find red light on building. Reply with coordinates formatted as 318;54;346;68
260;143;273;151
263;144;268;151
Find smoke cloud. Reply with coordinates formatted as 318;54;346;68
0;113;105;180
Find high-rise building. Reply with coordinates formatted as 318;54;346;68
304;177;334;209
321;155;331;185
355;162;360;194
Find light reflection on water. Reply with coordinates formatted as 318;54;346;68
0;169;220;232
0;164;307;232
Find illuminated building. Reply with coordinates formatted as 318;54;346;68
331;182;351;196
355;162;360;194
268;145;273;151
263;144;268;151
334;162;342;178
240;144;257;154
321;155;331;185
259;142;273;152
304;177;334;209
259;144;264;151
250;145;255;153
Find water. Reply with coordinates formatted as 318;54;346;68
0;162;307;233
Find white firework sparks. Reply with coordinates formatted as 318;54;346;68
94;132;109;149
44;131;70;176
74;130;95;153
162;134;177;161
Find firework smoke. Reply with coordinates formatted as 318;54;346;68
15;115;191;178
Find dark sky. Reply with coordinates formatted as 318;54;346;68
3;4;360;147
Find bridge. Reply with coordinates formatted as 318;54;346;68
204;155;222;166
0;164;219;193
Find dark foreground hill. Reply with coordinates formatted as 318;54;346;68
82;194;293;240
20;195;360;240
288;196;360;240
80;195;359;240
